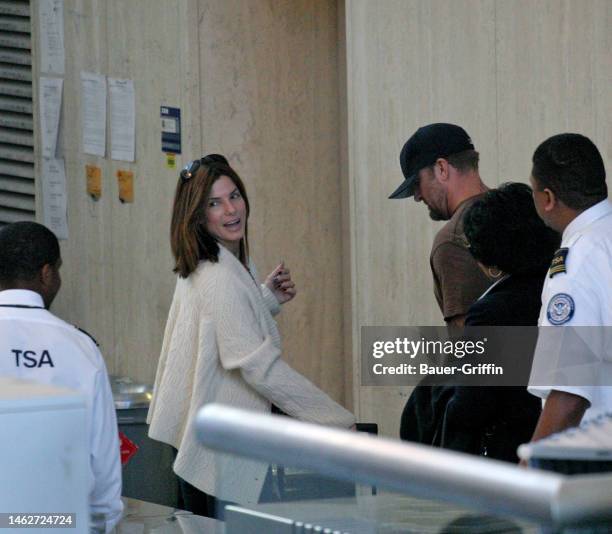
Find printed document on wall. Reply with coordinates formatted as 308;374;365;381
109;78;135;162
42;158;69;240
81;71;107;157
39;77;63;159
38;0;65;75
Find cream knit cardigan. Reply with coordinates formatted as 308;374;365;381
147;246;355;504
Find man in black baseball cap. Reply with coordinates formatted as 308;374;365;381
390;123;491;326
390;123;475;201
393;123;494;448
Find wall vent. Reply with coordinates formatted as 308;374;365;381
0;0;33;226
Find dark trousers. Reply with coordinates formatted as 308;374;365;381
177;468;279;519
172;447;226;519
177;475;224;519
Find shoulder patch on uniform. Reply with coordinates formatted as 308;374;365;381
549;247;569;278
546;293;575;325
74;325;99;346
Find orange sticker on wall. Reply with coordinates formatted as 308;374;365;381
166;153;176;169
117;170;134;203
86;165;102;200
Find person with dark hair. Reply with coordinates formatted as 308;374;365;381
0;222;122;532
464;182;561;280
0;221;60;301
147;154;355;517
391;123;495;443
527;133;612;441
400;183;560;462
389;123;494;328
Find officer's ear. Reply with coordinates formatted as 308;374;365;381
39;263;55;286
39;261;61;292
39;261;61;308
540;187;558;213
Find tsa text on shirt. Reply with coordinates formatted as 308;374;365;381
11;349;54;368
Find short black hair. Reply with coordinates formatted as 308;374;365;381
464;182;560;275
0;222;60;283
531;133;607;210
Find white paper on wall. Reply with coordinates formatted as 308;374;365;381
39;77;63;159
42;158;69;240
80;71;107;157
38;0;65;75
109;78;135;162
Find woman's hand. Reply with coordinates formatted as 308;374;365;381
265;262;297;305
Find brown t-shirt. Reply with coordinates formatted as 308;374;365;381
430;195;493;321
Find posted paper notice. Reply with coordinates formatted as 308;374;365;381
39;77;63;159
38;0;65;75
81;71;107;157
109;78;135;162
42;158;69;240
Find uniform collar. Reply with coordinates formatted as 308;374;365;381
562;199;612;244
0;289;45;307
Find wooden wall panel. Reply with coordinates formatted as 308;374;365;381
346;0;611;437
33;0;348;405
592;0;612;171
196;0;347;403
34;0;115;370
104;0;201;381
33;0;201;383
496;1;570;183
346;0;497;436
32;0;609;426
496;0;610;184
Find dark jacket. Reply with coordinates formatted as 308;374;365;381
400;272;543;463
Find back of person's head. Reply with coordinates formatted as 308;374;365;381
170;154;250;278
531;133;607;211
0;222;60;285
464;182;560;275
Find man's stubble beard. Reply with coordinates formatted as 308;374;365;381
428;206;448;221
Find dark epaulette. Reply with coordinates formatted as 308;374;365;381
549;247;569;278
74;325;100;346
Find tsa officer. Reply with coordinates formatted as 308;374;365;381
0;222;122;533
527;133;612;441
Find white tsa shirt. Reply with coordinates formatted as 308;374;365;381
0;290;123;533
529;200;612;421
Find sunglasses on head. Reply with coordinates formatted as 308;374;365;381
180;154;229;182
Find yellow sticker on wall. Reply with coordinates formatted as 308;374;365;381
117;170;134;203
86;165;102;200
166;153;176;169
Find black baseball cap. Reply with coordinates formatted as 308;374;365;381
389;123;474;199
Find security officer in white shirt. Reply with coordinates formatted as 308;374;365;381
0;222;122;533
527;133;612;442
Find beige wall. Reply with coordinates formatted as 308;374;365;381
195;0;348;402
32;0;610;428
33;0;201;381
33;0;350;404
346;0;611;436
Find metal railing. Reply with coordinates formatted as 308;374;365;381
195;403;612;528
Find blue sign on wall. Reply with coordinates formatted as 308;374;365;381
161;106;181;154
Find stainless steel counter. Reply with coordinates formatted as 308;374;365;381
117;498;223;534
196;404;612;530
249;492;540;533
118;494;539;534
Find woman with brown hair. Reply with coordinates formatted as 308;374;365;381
147;154;355;516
